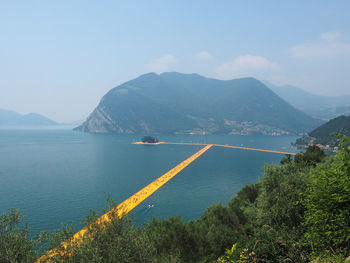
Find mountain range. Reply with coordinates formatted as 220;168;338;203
264;81;350;120
0;109;58;127
75;72;322;135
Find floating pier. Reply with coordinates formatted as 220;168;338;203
37;141;296;261
37;144;213;262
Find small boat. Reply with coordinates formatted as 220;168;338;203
148;204;154;208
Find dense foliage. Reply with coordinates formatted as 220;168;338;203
309;115;350;146
141;136;159;143
1;137;349;262
303;136;350;254
296;115;350;147
0;209;42;262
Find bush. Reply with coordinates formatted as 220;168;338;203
302;135;350;255
0;209;46;263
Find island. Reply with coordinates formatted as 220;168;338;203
141;136;159;143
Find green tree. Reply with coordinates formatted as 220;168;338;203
141;136;158;143
0;209;46;263
65;199;155;263
146;216;192;262
294;145;326;166
302;135;350;254
240;163;312;262
190;203;243;261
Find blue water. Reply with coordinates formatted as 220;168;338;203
0;130;298;234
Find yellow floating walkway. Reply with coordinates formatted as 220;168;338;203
213;144;296;155
38;141;295;261
37;144;213;262
134;141;296;155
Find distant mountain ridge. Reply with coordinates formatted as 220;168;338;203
264;81;350;120
76;72;322;135
0;109;58;127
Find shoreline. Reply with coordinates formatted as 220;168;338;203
132;141;165;145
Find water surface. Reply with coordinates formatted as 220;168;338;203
0;130;298;234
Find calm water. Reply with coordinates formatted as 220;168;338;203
0;130;299;235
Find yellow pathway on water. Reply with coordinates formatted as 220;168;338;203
37;141;296;261
134;141;297;155
37;144;213;262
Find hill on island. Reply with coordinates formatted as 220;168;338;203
75;72;322;135
296;115;350;148
264;81;350;120
0;109;58;127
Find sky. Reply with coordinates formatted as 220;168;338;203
1;1;350;122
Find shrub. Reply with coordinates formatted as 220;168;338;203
302;135;350;255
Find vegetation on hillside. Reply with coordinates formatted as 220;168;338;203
75;72;321;135
308;115;350;145
1;136;349;262
296;115;350;148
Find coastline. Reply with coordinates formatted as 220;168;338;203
132;141;165;145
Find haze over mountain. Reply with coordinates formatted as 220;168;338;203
0;109;58;127
76;72;321;135
264;81;350;120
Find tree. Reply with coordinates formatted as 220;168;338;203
141;136;158;143
0;209;45;263
302;135;350;255
294;145;326;166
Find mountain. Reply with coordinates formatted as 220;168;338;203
75;72;322;135
0;109;58;127
295;115;350;148
263;81;350;120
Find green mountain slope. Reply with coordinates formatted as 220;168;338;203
76;72;322;135
310;115;350;145
0;109;58;127
264;81;350;120
295;115;350;147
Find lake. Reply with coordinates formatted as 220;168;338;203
0;129;299;235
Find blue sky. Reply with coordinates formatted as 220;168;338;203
1;1;350;122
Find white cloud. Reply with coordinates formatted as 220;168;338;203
321;31;340;41
290;42;350;58
214;54;278;79
290;31;350;58
195;51;213;60
147;55;176;73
